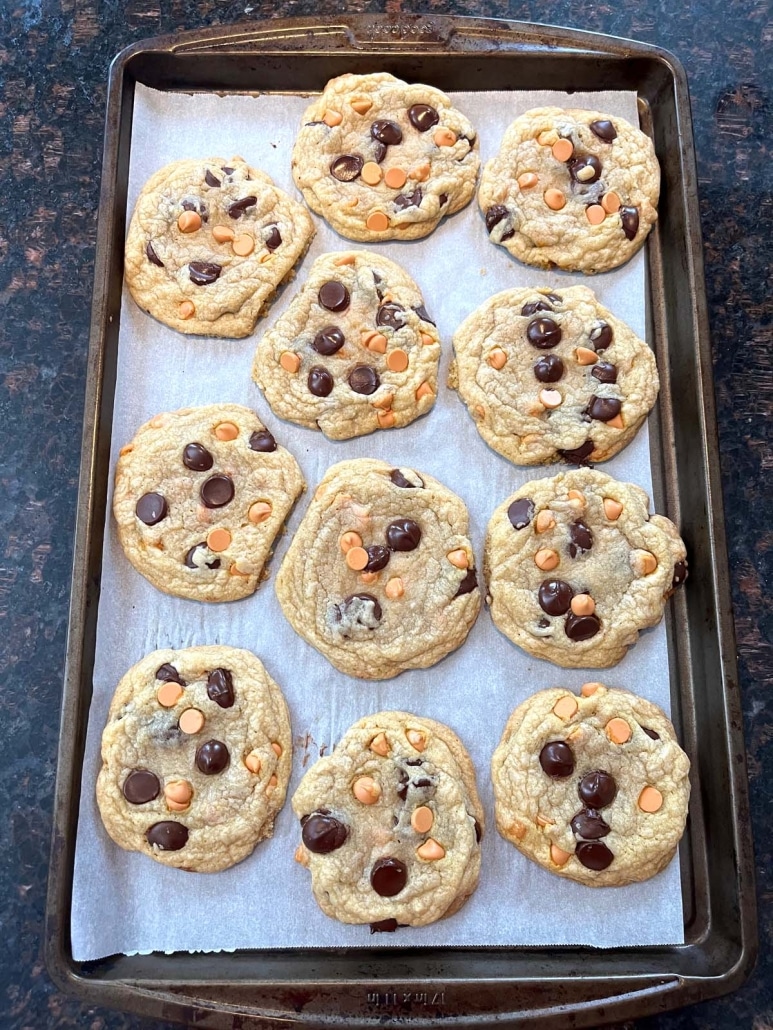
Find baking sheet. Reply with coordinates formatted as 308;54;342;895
70;85;683;960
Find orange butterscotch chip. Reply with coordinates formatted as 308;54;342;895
361;161;382;185
550;843;572;867
638;786;664;813
607;414;624;429
334;253;356;266
361;571;379;584
570;594;595;616
553;695;579;721
410;162;431;182
552;138;574;162
214;421;239;441
212;225;235;243
567;489;585;506
510;821;527;840
345;546;369;571
279;351;300;373
406;728;426;751
488;348;507;370
604;498;623;520
165;780;193;812
322;110;342;126
271;742;283;758
447;549;469;569
377;410;396;428
417;838;445;861
352;776;381;805
369;732;390;756
537;129;558;147
339;531;362;554
179;708;205;735
119;444;134;456
586;205;606;225
536;814;553;828
415;381;433;401
606;717;632;744
267;774;278;790
207;528;232;552
244;751;261;774
177;210;201;233
231;234;255;257
539;388;562;409
362;330;388;353
371;393;394;411
229;564;251;578
581;682;605;697
637;551;658;575
535;548;559;571
157;681;183;707
544;188;566;211
517;172;539;189
535;510;555;534
350;98;372;115
366;211;389;232
576;346;598;365
602;191;621;213
420;332;435;347
179;300;195;320
384;167;407;189
386;349;409;372
259;251;273;263
248;501;272;524
433;128;457;147
411;806;434;833
294;844;309;866
385;576;404;599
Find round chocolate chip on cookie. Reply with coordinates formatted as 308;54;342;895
252;252;440;440
450;285;659;465
293;711;484;927
485;468;687;667
492;684;690;886
124;157;315;337
275;459;481;679
478;107;659;273
96;646;292;872
292;73;479;242
113;404;304;602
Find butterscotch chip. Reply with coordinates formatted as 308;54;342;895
350;98;372;114
231;234;255;257
544;188;565;210
339;531;362;553
157;681;183;707
447;549;469;569
581;682;604;696
539;388;562;408
206;528;232;552
406;729;426;751
385;576;404;599
602;191;621;213
245;751;262;774
371;392;394;410
365;211;389;232
535;510;555;533
411;806;434;833
586;204;606;225
488;348;507;369
386;349;409;372
552;695;578;721
604;498;623;520
212;225;235;243
434;127;457;147
535;547;559;571
606;717;632;744
377;410;396;428
552;138;573;162
417;838;446;860
214;421;239;441
607;414;624;429
415;381;433;401
517;172;538;189
323;110;343;126
177;210;201;233
279;352;301;373
248;501;272;524
178;708;205;735
369;732;390;756
570;593;595;616
550;843;571;866
638;786;664;812
384;167;407;189
352;776;381;805
345;546;369;571
420;332;435;347
361;161;382;185
179;300;195;320
576;346;598;365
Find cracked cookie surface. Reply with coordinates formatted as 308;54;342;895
484;468;687;668
113;404;305;602
292;73;479;242
478;108;659;273
492;684;690;886
125;157;315;337
275;459;482;680
252;251;441;440
450;285;658;465
293;711;484;927
96;646;292;873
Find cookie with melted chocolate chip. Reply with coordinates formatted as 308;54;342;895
124;157;314;337
484;468;687;667
292;73;480;241
293;711;484;927
252;251;440;440
113;404;304;602
450;285;659;465
492;684;690;886
96;646;292;872
478;108;659;273
275;459;481;679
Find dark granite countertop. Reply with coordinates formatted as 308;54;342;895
0;1;770;1027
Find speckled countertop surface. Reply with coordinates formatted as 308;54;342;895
0;1;770;1028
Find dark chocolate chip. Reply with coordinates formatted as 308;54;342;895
560;440;595;465
264;225;282;252
372;141;387;164
330;154;363;182
397;769;409;801
587;396;622;422
576;841;614;870
184;543;221;570
590;119;618;142
672;560;688;588
304;121;326;128
308;366;334;397
413;303;435;326
571;809;610;839
591;361;618;384
156;663;185;685
302;811;348;853
538;579;574;616
539;741;575;778
386;518;422;551
146;821;188;851
546;293;563;304
189;261;222;286
249;429;277;452
393;188;423;210
364;545;390;572
390;468;423;489
454;567;478;598
348;365;379;395
136;492;167;526
578;770;617;808
338;593;383;626
370;919;402;933
222;166;235;174
122;769;160;805
406;758;423;767
508;497;535;530
195;739;230;775
146;241;164;267
182;442;214;472
537;617;550;628
568;520;593;557
376;302;407;330
228;196;258;218
589;322;613;351
204;169;221;187
521;299;554;316
527;317;562;349
207;668;234;709
318;281;350;312
439;192;448;206
474;818;482;842
371;120;402;146
200;474;234;509
370;857;407;897
565;611;601;640
643;727;661;740
485;205;508;233
620;206;640;240
312;326;345;356
408;104;439;132
568;155;602;184
534;354;564;383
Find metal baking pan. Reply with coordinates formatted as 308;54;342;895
46;13;756;1028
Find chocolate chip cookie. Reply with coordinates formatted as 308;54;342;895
124;157;315;337
292;73;479;241
293;711;484;928
449;285;658;465
478;108;659;273
96;646;292;872
485;468;687;667
275;459;482;679
492;683;690;886
252;251;441;439
113;404;304;602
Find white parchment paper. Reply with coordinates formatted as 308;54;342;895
71;85;683;960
